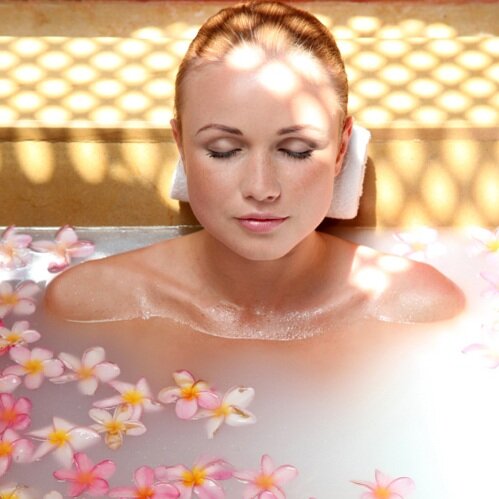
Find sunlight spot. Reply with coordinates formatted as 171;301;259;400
312;13;332;29
480;38;499;57
421;167;458;222
475;166;499;222
484;63;499;83
336;40;358;58
379;65;414;85
347;92;364;114
353;79;389;99
425;23;456;38
408;79;443;98
442;141;477;182
465;106;498;125
145;79;174;98
35;106;71;124
37;78;71;98
118;64;149;85
117;39;150;58
119;92;150;113
12;64;45;84
411;106;447;124
348;16;381;35
64;92;97;113
257;60;298;97
132;27;165;40
69;142;108;183
38;51;72;71
145;52;176;71
16;141;54;183
65;64;97;84
399;19;425;36
378;26;404;39
226;44;265;71
351;52;386;71
378;255;411;273
89;106;125;124
170;40;190;58
0;79;17;98
146;106;172;125
377;168;404;222
163;21;200;40
332;26;356;39
461;78;495;98
383;92;418;113
437;91;471;113
357;106;393;124
350;266;390;297
427;39;463;58
11;38;47;57
0;51;18;70
375;40;410;58
0;106;18;123
404;51;439;71
287;51;328;85
10;91;45;112
64;38;98;57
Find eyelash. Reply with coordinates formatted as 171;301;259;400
206;149;313;160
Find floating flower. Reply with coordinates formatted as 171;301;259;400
158;370;220;420
233;454;298;499
28;416;100;467
155;456;233;499
469;227;499;258
0;321;41;353
0;374;21;394
193;386;256;439
0;281;40;319
0;429;33;477
30;225;95;273
4;346;64;389
0;393;31;434
89;405;146;450
93;377;161;419
0;226;32;271
109;465;180;498
50;346;120;395
0;483;34;499
352;469;415;499
392;227;445;261
53;452;116;497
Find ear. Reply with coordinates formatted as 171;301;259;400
334;115;354;176
170;118;185;162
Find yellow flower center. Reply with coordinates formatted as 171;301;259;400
24;359;43;374
76;471;95;485
104;420;125;435
180;385;200;401
136;488;154;499
5;333;21;345
0;492;19;499
487;240;499;252
0;408;18;424
374;487;392;499
182;466;206;487
77;366;94;380
0;441;13;457
122;389;144;405
1;294;19;306
48;429;70;447
214;404;232;418
411;242;426;251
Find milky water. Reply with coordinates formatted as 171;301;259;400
1;227;498;498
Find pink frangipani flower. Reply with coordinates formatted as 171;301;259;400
53;452;116;497
109;465;180;498
392;227;445;261
89;405;146;450
0;281;40;319
233;454;298;499
93;377;161;419
0;429;34;477
0;373;22;393
352;469;415;499
0;226;32;270
30;225;95;273
155;456;233;499
193;386;256;439
157;370;220;420
0;320;41;353
28;416;100;467
51;346;120;395
0;393;32;434
4;346;64;389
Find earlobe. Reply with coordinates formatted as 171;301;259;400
334;115;354;176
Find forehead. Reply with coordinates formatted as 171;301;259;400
181;50;342;134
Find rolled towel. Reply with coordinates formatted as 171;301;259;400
169;124;371;219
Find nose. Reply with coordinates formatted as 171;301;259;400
239;154;281;202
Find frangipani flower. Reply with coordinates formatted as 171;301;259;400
193;386;256;439
0;483;34;499
469;227;499;259
155;456;233;499
109;465;180;498
0;374;21;393
157;370;219;419
392;227;445;261
28;416;100;467
0;393;31;434
0;321;41;353
352;469;415;499
93;377;161;419
89;405;146;450
0;281;40;319
51;346;120;395
30;225;95;273
0;429;33;477
4;346;64;389
233;454;298;499
53;452;116;497
0;226;32;270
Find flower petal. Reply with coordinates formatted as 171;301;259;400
173;370;195;387
225;408;257;427
0;374;21;393
272;465;298;486
92;459;117;480
176;398;198;419
67;241;95;258
69;427;100;450
58;352;81;371
82;346;105;368
158;386;181;404
78;377;99;395
94;362;120;382
43;359;64;377
12;438;34;463
155;464;188;482
223;386;255;408
195;479;225;499
134;465;155;487
205;416;224;439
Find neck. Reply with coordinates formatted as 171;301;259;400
192;229;329;313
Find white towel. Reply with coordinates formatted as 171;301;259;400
169;124;371;219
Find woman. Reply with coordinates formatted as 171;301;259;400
45;0;464;339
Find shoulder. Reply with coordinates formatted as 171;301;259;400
366;251;466;323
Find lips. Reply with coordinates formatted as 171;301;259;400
236;214;288;233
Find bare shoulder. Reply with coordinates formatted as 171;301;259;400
44;240;179;322
367;250;466;323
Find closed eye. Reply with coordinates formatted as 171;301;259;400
280;149;313;160
207;149;241;159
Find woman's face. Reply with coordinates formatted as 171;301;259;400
172;51;352;261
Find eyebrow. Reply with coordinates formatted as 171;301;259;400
195;123;326;136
